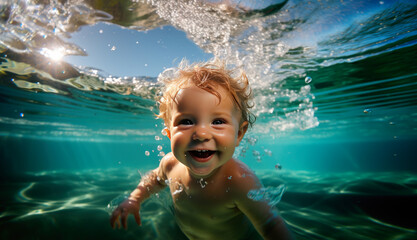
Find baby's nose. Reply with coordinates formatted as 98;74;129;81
193;126;212;141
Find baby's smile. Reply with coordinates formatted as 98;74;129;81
188;150;217;162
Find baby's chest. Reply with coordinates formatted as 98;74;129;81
167;178;236;213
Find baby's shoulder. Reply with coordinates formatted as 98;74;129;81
159;152;179;171
226;159;261;190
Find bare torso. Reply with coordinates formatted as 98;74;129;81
162;155;261;240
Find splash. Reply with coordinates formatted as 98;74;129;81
2;0;413;141
148;0;319;132
247;184;286;206
105;193;129;214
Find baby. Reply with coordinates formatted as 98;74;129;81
110;60;293;240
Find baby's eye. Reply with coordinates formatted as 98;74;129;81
179;119;193;125
212;119;225;125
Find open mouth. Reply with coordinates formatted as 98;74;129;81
188;150;216;162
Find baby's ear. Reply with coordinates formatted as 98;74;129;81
236;121;249;146
163;128;171;140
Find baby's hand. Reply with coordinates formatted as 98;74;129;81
110;198;141;229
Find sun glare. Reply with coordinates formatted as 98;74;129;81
41;47;65;61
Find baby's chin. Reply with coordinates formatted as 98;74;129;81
186;161;220;178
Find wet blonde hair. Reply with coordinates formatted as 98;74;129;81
157;59;255;127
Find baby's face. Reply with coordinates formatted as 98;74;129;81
167;86;247;178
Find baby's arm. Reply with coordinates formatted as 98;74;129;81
110;155;169;229
234;171;293;240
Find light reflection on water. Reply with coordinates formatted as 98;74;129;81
1;168;416;239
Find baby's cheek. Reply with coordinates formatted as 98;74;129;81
171;135;187;158
217;130;239;148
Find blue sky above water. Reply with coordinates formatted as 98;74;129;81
64;23;213;78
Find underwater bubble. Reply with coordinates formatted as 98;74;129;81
157;145;163;151
264;149;272;156
110;46;116;51
252;150;260;157
247;185;286;206
158;151;165;157
161;129;168;136
155;136;160;140
305;76;312;84
145;151;150;156
20;113;24;117
247;137;258;146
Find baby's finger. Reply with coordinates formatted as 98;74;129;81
116;218;121;229
121;209;129;229
110;209;120;228
134;212;141;226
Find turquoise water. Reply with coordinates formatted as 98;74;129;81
1;0;417;239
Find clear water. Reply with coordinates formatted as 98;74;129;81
1;0;417;239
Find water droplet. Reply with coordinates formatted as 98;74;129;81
145;151;150;156
172;183;184;195
305;76;312;84
199;178;207;188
